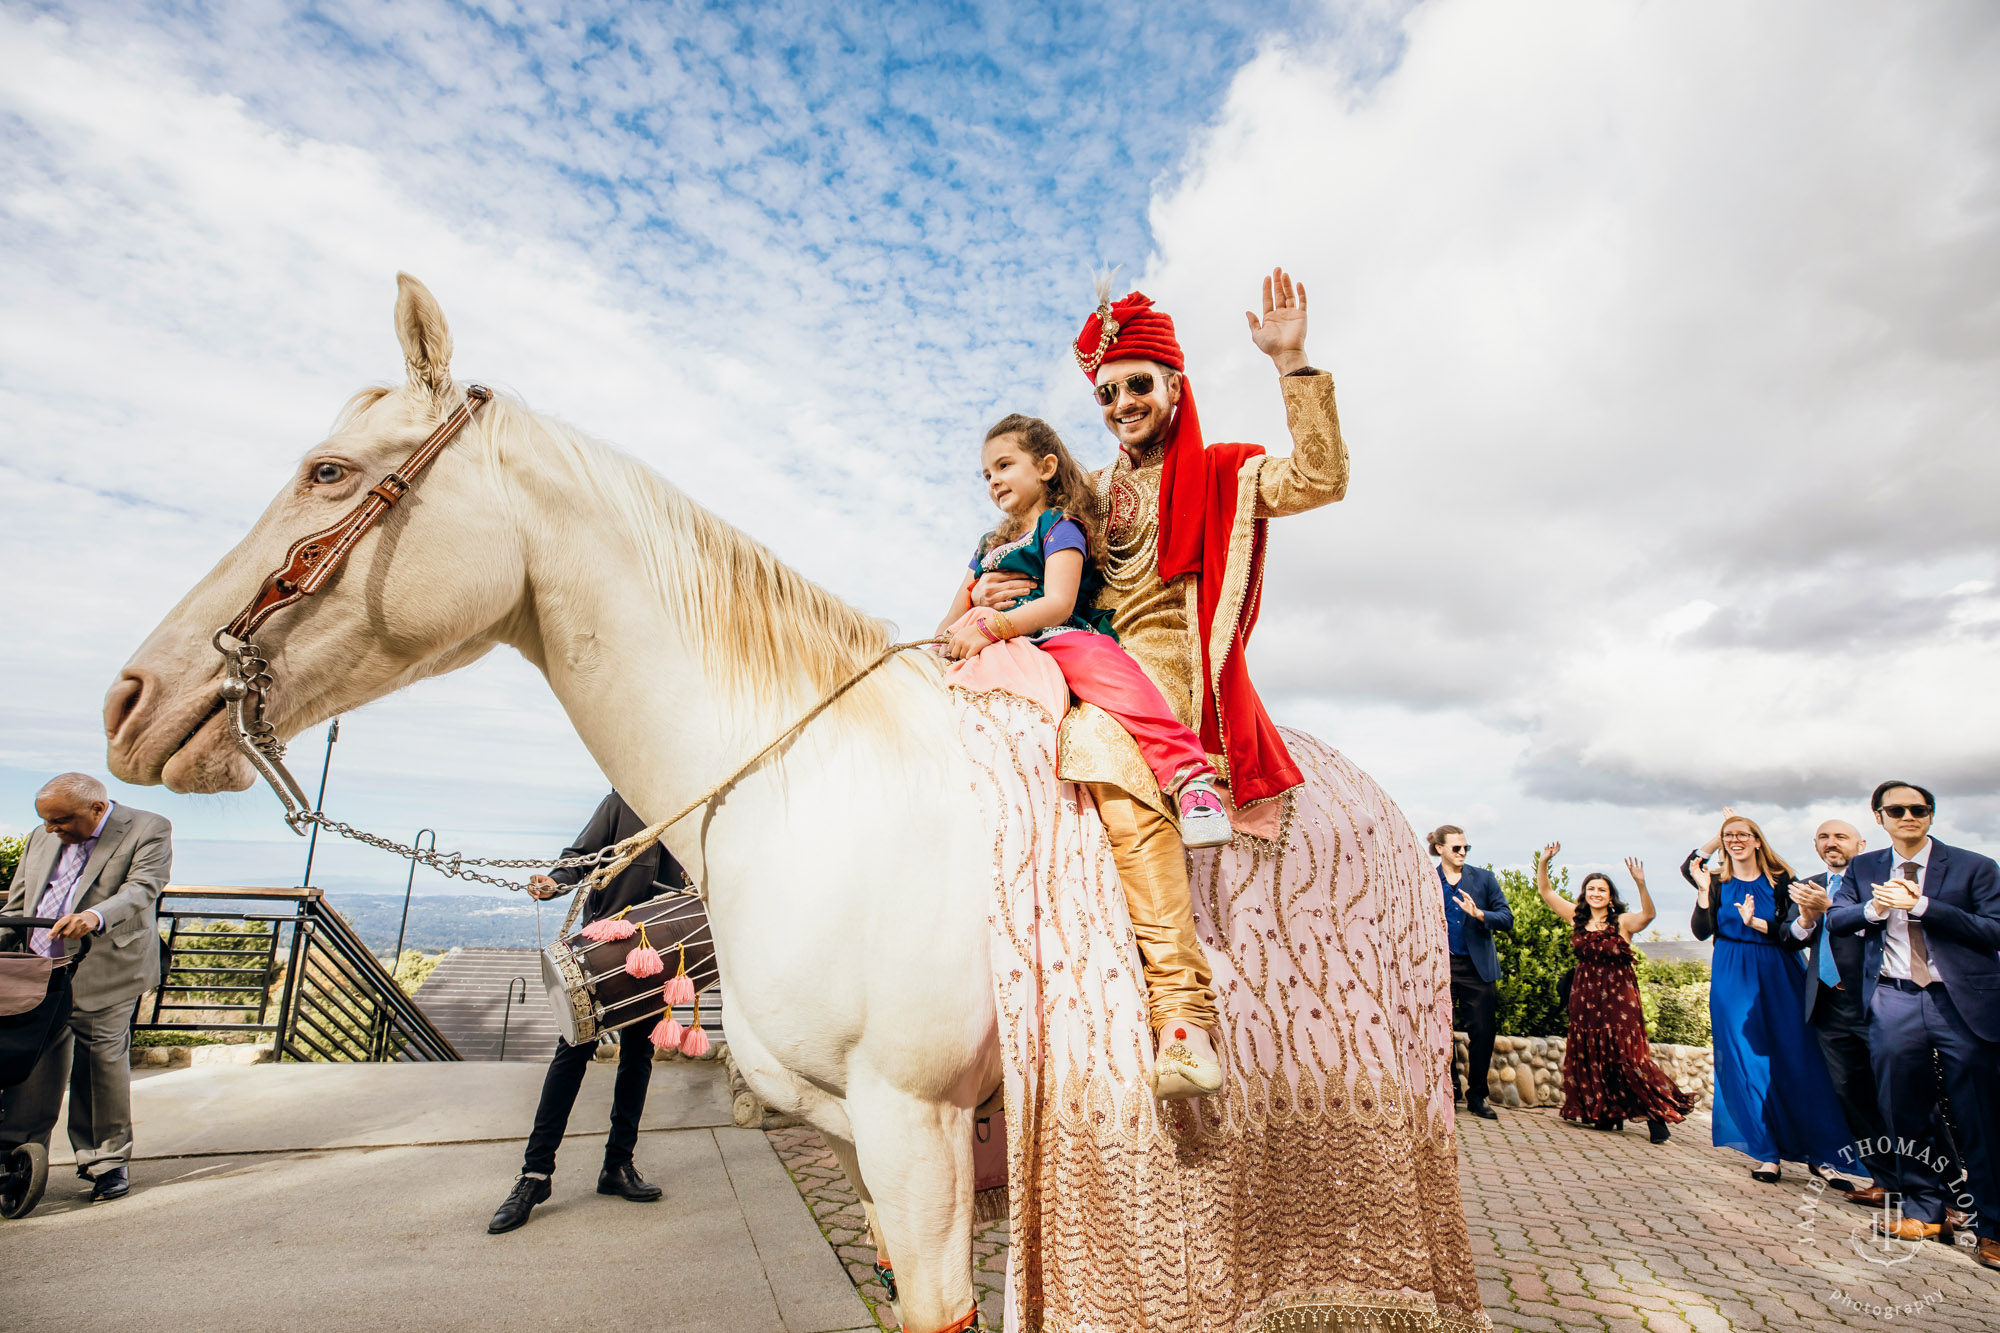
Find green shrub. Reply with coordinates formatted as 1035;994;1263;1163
0;834;24;894
1634;952;1709;988
394;949;443;995
1651;983;1712;1046
1494;866;1574;1038
132;1030;226;1048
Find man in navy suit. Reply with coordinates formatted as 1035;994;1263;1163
1780;819;1888;1206
1826;781;2000;1269
1430;825;1513;1120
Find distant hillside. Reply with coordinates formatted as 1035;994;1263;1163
295;892;557;952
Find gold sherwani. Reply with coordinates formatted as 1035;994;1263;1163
1058;370;1351;810
1062;370;1350;1031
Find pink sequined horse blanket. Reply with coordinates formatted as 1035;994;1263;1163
950;677;1489;1333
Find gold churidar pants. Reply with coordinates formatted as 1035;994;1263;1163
1085;782;1218;1031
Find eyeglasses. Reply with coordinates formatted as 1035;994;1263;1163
1722;832;1754;840
1093;372;1159;406
1880;804;1933;819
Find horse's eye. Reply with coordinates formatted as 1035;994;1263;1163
312;462;346;485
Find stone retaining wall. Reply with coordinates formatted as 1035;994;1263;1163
1452;1032;1714;1111
132;1042;276;1069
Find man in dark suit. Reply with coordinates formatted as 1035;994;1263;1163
1430;825;1513;1120
1826;781;2000;1269
489;791;691;1234
1780;819;1888;1206
0;773;172;1203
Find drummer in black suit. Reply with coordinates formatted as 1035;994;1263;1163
489;791;690;1234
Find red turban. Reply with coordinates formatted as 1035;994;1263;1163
1074;291;1302;804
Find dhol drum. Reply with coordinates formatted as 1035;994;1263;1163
541;891;717;1046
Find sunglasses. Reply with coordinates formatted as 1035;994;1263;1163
1444;843;1470;853
1880;804;1933;819
1093;372;1160;406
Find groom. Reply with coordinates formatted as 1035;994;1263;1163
974;268;1350;1087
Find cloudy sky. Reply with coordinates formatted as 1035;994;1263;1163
3;0;1994;926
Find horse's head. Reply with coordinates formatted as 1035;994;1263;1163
106;275;530;793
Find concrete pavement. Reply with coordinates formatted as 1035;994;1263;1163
3;1061;872;1333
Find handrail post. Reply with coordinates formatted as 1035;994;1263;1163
273;901;309;1060
498;976;529;1061
392;828;436;969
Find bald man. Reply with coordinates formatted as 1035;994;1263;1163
1782;819;1886;1205
0;773;172;1202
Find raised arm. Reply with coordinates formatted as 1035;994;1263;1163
1243;268;1349;518
1618;857;1657;938
1684;851;1719;941
1535;842;1576;925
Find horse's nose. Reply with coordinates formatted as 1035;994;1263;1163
104;670;151;746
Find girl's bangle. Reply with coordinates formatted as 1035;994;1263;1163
973;614;1003;644
989;610;1017;640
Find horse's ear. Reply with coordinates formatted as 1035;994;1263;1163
394;273;454;401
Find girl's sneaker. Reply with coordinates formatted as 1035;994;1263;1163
1176;778;1233;848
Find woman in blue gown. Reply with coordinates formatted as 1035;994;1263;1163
1684;812;1850;1183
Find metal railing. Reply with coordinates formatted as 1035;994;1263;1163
141;886;459;1063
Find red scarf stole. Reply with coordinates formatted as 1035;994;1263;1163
1151;378;1302;805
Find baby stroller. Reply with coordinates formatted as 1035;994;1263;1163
0;915;82;1219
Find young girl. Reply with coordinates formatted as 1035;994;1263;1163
936;414;1232;848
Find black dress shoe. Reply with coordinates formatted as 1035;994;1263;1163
489;1174;552;1233
1648;1119;1671;1144
597;1161;663;1202
90;1167;129;1202
1465;1100;1498;1120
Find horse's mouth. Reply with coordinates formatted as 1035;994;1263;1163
158;693;253;794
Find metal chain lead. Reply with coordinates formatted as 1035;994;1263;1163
288;812;623;892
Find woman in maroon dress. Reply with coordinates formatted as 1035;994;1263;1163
1535;844;1693;1143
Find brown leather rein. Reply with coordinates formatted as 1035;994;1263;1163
223;384;493;641
212;384;493;829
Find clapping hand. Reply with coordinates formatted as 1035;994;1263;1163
1789;882;1831;927
1685;855;1713;907
1453;889;1484;921
1873;878;1922;913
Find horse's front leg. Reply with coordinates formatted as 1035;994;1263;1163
845;1073;977;1333
824;1136;895;1297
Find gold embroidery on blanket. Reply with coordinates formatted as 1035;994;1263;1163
959;688;1487;1333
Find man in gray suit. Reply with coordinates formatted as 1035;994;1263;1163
0;772;172;1201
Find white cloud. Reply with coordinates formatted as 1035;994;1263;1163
1138;0;2000;852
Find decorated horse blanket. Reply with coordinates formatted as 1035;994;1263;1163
950;683;1489;1333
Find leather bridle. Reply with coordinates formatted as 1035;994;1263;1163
211;384;493;830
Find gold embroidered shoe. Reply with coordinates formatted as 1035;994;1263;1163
1153;1025;1225;1099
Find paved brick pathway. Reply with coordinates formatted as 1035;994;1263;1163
770;1107;2000;1331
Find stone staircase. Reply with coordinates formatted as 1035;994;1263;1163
414;948;559;1061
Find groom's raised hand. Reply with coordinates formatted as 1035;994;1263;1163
1245;267;1310;375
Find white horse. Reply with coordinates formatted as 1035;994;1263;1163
108;276;1483;1333
107;275;998;1332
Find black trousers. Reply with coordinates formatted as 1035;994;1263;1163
522;1032;654;1176
1810;985;1886;1164
1449;953;1498;1106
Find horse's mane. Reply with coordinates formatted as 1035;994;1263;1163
453;392;920;728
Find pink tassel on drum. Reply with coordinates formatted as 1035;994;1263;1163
679;1024;709;1058
623;946;664;979
662;973;696;1006
581;918;635;941
650;1017;683;1050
